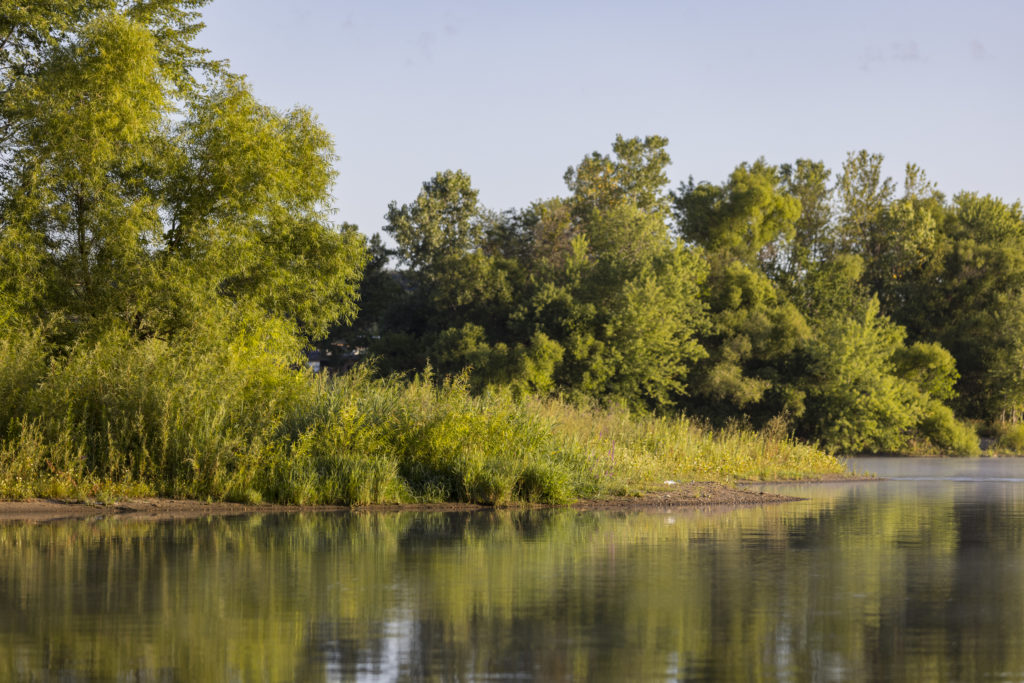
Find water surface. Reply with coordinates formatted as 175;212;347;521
4;457;1024;681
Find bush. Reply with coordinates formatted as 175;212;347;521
995;422;1024;454
0;327;49;440
918;401;981;456
0;322;846;504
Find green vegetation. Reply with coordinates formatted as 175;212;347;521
351;141;1024;457
0;321;842;502
4;0;1023;508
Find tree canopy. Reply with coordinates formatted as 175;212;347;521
0;1;366;343
338;140;1019;454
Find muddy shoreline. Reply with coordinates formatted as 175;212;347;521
0;480;868;522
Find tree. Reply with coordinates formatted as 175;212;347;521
0;11;168;332
546;136;708;408
675;159;801;264
768;159;833;293
802;298;923;452
378;169;513;357
564;134;672;219
794;248;973;453
674;160;809;422
386;170;481;274
364;137;708;409
912;193;1024;419
163;76;365;340
833;150;896;257
0;4;365;342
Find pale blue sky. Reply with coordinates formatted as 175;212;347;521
199;0;1023;237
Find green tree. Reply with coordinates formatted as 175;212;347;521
833;150;896;257
802;298;923;452
911;193;1024;419
1;11;169;331
674;160;809;422
798;257;973;453
163;76;365;340
378;170;514;368
0;4;364;341
367;138;708;409
546;136;707;408
828;152;943;317
386;169;481;273
768;159;833;294
675;159;801;264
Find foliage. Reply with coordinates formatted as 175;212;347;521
164;75;365;340
994;422;1024;454
893;342;960;403
674;160;811;423
917;401;981;456
5;0;1021;491
802;299;923;453
675;159;801;263
0;2;365;342
329;141;1023;454
0;324;842;503
910;193;1024;420
360;136;709;411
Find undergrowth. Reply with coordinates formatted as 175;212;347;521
0;324;846;504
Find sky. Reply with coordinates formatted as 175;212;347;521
198;0;1024;238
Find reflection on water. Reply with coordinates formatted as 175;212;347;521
4;459;1024;681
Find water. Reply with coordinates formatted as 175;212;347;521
4;458;1024;681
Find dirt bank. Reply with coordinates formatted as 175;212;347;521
0;482;818;522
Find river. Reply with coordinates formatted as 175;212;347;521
3;457;1024;681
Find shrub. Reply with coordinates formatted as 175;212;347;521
0;322;846;504
995;422;1024;454
918;401;981;456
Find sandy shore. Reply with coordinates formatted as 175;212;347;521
0;482;830;522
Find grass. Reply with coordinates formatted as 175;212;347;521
0;324;846;504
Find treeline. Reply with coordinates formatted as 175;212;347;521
0;1;844;503
2;1;1020;511
336;137;1024;454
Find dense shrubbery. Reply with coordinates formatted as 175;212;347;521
992;422;1024;455
0;322;843;502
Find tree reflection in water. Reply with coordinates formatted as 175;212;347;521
3;471;1024;681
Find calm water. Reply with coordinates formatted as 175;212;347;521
5;458;1024;681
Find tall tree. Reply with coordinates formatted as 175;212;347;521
383;171;511;324
163;76;365;340
1;11;171;331
0;4;365;341
913;193;1024;419
802;297;924;453
674;160;809;422
767;159;833;293
548;136;707;408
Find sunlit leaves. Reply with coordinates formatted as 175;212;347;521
0;5;365;343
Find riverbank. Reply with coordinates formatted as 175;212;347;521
0;339;847;506
1;328;849;506
0;482;819;521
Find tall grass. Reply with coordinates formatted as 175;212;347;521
0;324;845;504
